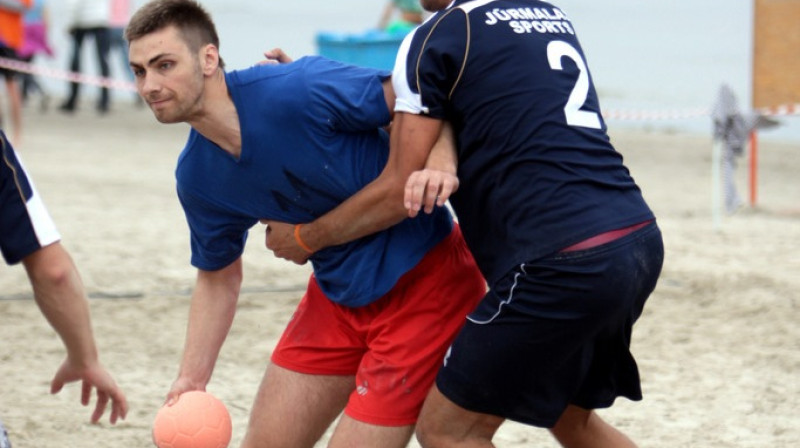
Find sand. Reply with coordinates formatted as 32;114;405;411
1;101;798;447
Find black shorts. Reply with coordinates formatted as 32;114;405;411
0;45;20;80
435;222;664;427
0;132;60;264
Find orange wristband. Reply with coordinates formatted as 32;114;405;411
294;224;314;254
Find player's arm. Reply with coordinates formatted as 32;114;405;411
277;15;466;258
167;258;242;404
298;110;452;246
264;111;446;264
23;242;128;424
404;119;458;216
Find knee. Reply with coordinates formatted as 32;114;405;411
415;413;499;448
414;417;434;446
415;413;466;448
549;406;591;444
415;421;447;448
550;406;636;448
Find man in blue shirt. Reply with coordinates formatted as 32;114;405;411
268;1;665;446
125;1;484;447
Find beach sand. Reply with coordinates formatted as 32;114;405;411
1;102;798;447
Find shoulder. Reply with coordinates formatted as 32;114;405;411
406;6;469;55
226;57;334;90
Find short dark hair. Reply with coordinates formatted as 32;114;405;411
125;0;225;69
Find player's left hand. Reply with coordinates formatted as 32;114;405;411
260;220;311;265
404;169;458;218
50;358;129;425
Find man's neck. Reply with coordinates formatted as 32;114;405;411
190;70;242;158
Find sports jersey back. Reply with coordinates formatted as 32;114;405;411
394;0;654;284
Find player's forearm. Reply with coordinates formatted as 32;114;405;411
299;114;445;251
425;121;457;172
300;171;409;251
25;244;99;366
178;261;242;387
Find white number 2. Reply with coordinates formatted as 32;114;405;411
546;40;602;129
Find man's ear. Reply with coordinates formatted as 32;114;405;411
201;44;221;75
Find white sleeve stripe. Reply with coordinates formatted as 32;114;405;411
392;30;428;115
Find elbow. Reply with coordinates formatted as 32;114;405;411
224;263;244;295
200;259;244;298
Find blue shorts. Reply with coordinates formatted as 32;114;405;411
435;221;664;427
0;132;60;265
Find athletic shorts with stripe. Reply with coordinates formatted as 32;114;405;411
271;224;485;426
436;221;664;427
0;132;60;265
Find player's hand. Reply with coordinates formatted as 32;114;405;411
259;48;293;65
50;358;129;424
260;220;311;265
165;377;205;407
404;169;459;218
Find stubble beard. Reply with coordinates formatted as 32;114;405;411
151;83;204;125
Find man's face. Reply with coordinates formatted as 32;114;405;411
128;26;206;124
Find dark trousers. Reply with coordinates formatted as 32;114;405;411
62;26;111;111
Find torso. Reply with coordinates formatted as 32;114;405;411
394;0;654;284
177;57;453;306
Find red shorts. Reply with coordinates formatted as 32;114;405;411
271;225;485;426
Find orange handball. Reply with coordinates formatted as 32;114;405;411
152;391;232;448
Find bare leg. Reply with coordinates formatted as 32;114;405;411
415;385;504;448
5;78;23;144
240;363;352;448
549;405;637;448
329;414;413;448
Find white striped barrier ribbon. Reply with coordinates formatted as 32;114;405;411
0;56;136;91
2;57;799;118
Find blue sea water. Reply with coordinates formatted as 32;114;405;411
41;0;798;143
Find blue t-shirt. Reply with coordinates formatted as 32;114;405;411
393;0;654;285
176;56;452;307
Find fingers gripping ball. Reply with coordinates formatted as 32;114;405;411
152;391;232;448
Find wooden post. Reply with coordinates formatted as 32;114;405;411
752;0;800;108
751;0;800;207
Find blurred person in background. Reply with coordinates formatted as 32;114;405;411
108;0;140;105
59;0;111;114
377;0;423;34
0;0;30;144
18;0;54;112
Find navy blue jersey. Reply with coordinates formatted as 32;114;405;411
394;0;654;284
0;132;60;265
177;57;452;307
